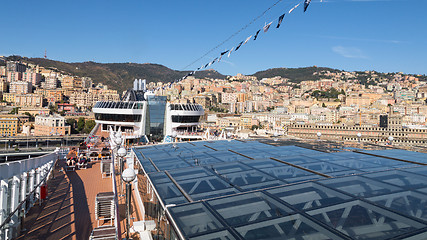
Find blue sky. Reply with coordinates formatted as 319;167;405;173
2;0;426;76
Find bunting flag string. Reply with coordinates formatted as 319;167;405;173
155;0;314;93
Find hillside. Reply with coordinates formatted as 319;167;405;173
9;56;225;93
252;66;340;83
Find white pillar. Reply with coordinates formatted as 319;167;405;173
10;176;20;228
0;180;8;229
28;170;35;204
20;172;27;203
35;168;41;200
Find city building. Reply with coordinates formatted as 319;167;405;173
34;114;71;136
287;123;427;145
22;71;42;85
57;103;76;113
14;94;45;107
6;61;26;72
0;114;19;136
0;79;8;92
10;81;32;94
18;107;49;116
62;76;82;89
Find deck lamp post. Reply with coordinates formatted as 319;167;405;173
317;132;322;141
357;132;362;143
118;147;127;179
171;132;177;142
388;136;394;145
122;168;136;240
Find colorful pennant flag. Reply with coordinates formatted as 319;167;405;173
228;47;234;57
263;21;273;32
235;41;244;51
277;14;285;28
289;3;300;13
253;30;261;41
243;35;252;45
304;0;311;12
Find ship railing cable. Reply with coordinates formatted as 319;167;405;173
0;153;58;233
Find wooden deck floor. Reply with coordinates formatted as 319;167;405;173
16;158;113;240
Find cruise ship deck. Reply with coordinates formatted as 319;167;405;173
3;137;427;240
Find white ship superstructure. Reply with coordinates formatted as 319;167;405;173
93;79;204;142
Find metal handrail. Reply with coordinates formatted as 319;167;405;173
0;155;58;231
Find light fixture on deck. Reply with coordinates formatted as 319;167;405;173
122;168;136;240
388;136;394;145
118;147;127;179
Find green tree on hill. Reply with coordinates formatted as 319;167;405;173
77;117;85;133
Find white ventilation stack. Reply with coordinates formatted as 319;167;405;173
133;79;139;90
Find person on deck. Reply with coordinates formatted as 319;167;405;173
66;147;77;166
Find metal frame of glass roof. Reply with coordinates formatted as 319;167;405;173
132;140;427;239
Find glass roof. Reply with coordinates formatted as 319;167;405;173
133;140;427;239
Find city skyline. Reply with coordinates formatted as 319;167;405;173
1;0;426;76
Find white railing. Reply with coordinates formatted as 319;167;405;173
0;150;59;240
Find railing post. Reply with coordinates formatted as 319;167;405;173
28;170;35;206
35;169;41;202
9;176;20;239
0;179;8;239
20;173;27;204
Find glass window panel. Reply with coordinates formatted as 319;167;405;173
299;162;350;174
235;214;336;240
208;192;294;226
330;159;383;170
260;165;317;181
368;190;427;221
268;182;354;211
401;166;427;177
189;230;237;240
169;203;224;237
320;175;402;198
307;200;426;240
191;188;240;201
178;176;231;195
363;171;427;190
241;159;285;169
169;167;212;181
358;157;411;167
211;162;252;174
273;156;318;165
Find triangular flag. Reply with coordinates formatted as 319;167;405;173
228;47;234;57
304;0;311;12
243;35;252;45
235;41;244;51
277;14;285;28
253;30;261;40
289;3;300;14
263;21;272;33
